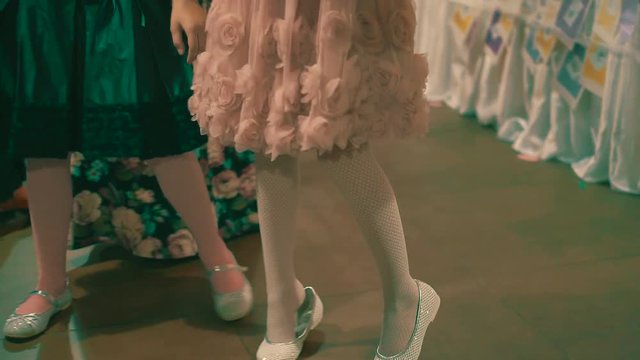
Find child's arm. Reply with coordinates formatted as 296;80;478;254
170;0;207;63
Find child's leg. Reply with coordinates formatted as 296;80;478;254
147;152;243;293
255;154;306;342
16;158;72;314
319;146;420;356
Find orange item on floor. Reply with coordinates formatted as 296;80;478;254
0;187;28;212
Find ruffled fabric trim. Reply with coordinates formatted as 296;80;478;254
189;0;429;161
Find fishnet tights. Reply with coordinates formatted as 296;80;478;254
256;146;419;355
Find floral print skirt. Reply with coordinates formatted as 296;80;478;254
70;146;259;260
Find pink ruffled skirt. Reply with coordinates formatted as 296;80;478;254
189;0;429;160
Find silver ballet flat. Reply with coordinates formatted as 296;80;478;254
3;288;73;339
256;286;324;360
374;280;440;360
207;262;254;321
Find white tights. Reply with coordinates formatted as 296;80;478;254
256;145;419;355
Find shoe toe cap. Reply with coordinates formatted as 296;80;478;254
4;317;40;338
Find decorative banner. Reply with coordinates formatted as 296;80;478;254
520;0;540;20
451;4;479;48
536;0;563;26
535;27;559;63
581;41;609;97
555;0;592;47
485;10;515;57
523;27;542;68
552;43;569;74
619;0;639;44
594;0;622;43
533;0;547;22
555;43;587;107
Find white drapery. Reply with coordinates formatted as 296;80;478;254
415;0;640;195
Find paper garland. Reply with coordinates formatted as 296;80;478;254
449;0;639;103
555;43;587;107
555;0;593;47
581;41;609;96
451;3;480;48
485;10;516;58
619;0;639;44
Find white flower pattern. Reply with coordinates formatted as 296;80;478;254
168;230;199;258
73;191;102;225
111;207;144;248
134;238;164;259
70;147;259;260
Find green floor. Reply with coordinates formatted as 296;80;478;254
1;107;639;360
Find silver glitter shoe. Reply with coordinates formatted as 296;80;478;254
374;280;440;360
207;262;254;321
256;286;324;360
3;288;73;339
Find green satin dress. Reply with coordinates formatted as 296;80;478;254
0;0;205;160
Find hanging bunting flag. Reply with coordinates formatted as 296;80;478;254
536;0;563;26
485;9;515;58
523;26;543;68
520;0;540;20
594;0;622;44
555;43;587;107
581;41;609;97
619;0;639;44
451;3;480;49
535;27;559;63
555;0;593;47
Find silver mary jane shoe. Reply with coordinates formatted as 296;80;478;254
4;288;73;339
256;286;324;360
374;280;440;360
208;262;254;322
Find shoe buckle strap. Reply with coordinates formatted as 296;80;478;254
207;264;249;274
28;290;62;309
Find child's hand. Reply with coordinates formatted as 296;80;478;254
170;0;206;63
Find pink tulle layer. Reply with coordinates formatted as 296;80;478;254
189;0;429;160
